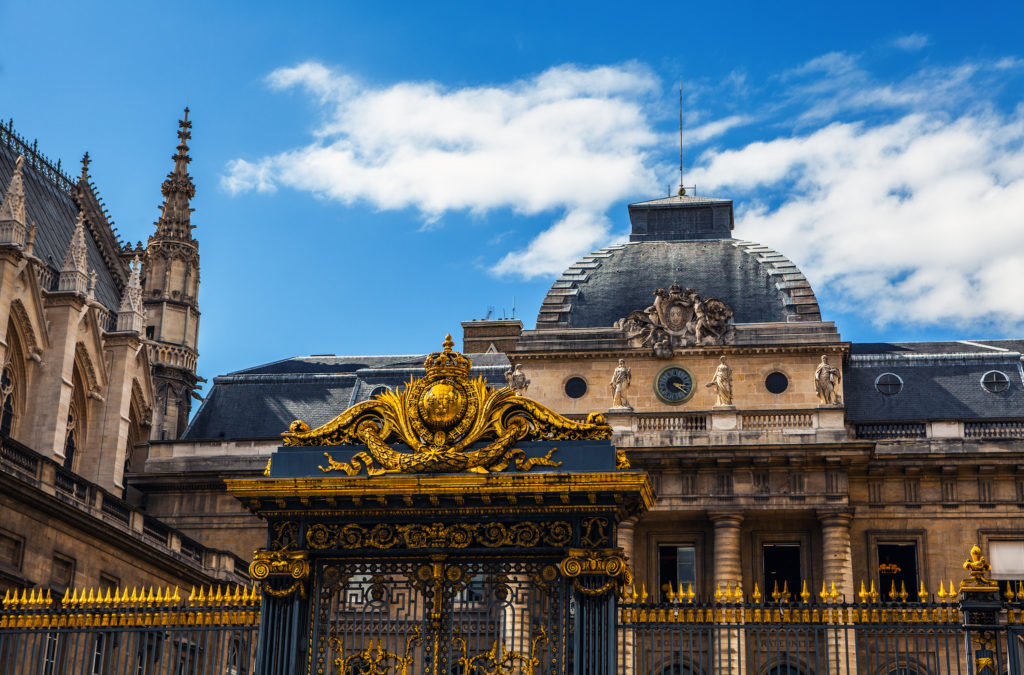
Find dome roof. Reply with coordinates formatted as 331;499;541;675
536;195;821;329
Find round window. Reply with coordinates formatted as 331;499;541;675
981;370;1010;393
765;372;788;394
369;385;390;398
875;373;903;395
564;377;588;399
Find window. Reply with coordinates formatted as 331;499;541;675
63;410;77;471
763;543;801;602
981;370;1010;393
990;540;1024;601
875;372;903;395
368;386;390;399
0;365;15;436
145;326;155;340
877;543;919;601
658;545;696;600
99;573;120;596
0;531;23;570
764;372;788;394
49;554;75;593
564;377;587;399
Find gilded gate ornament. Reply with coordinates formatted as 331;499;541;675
559;548;632;596
283;335;611;475
249;550;310;598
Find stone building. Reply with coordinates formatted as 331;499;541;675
1;111;1021;607
144;191;1024;605
0;114;245;596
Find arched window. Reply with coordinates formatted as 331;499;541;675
0;366;15;436
63;407;77;471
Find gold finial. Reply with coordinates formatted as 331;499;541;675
442;333;454;353
800;580;811;604
830;581;840;603
937;580;948;602
889;579;897;602
771;580;780;602
947;580;957;601
714;582;724;603
918;580;928;603
782;580;791;602
640;583;648;603
752;582;762;604
732;584;743;603
666;581;677;603
685;583;695;603
962;544;997;589
869;580;879;603
1006;581;1016;602
820;581;829;603
898;580;908;603
858;580;868;603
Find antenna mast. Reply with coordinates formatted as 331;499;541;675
678;81;685;196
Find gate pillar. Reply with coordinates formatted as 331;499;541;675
249;550;312;675
959;545;1002;675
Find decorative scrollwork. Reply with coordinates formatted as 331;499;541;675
249;549;310;599
270;521;298;550
457;626;549;675
284;335;610;475
579;518;609;548
304;520;574;551
336;626;422;675
559;548;632;596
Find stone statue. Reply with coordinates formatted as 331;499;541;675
505;363;530;396
609;359;632;409
615;281;734;358
705;355;733;406
814;355;842;405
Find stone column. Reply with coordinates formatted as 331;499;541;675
617;518;637;675
709;512;744;675
818;510;856;675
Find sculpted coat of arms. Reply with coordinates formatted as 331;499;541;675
614;282;735;357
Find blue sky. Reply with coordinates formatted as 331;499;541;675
2;1;1023;391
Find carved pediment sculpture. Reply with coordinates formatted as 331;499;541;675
281;335;610;475
614;282;734;357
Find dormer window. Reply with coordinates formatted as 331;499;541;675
874;372;903;395
981;370;1010;393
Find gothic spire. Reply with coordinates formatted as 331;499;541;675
116;256;145;333
59;210;90;294
152;107;196;242
0;155;28;233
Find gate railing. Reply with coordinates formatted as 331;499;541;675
0;584;259;674
618;579;1024;675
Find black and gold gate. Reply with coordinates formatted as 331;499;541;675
227;336;653;675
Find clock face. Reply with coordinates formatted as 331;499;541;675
655;365;695;405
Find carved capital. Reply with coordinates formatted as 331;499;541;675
250;550;310;598
560;548;632;596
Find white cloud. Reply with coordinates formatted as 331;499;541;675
223;62;661;278
893;33;930;51
690;108;1024;329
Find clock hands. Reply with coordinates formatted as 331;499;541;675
672;381;687;391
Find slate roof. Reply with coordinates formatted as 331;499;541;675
536;239;821;328
845;342;1024;421
0;129;123;313
630;195;732;207
183;353;511;441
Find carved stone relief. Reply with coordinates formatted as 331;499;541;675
614;282;735;357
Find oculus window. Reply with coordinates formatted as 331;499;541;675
564;377;587;399
875;373;903;395
765;372;788;394
981;370;1010;393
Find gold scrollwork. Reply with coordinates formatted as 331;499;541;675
303;521;573;550
249;550;310;599
335;626;422;675
456;627;549;675
560;548;632;596
284;335;610;475
270;521;298;550
579;517;609;548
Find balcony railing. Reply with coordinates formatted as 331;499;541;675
741;412;814;430
964;420;1024;439
636;414;708;432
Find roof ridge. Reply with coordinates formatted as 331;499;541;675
0;119;77;194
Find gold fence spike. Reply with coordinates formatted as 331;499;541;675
858;580;867;603
714;582;724;603
666;581;677;603
155;587;164;604
733;583;743;603
947;580;957;601
2;589;10;608
172;587;181;604
188;586;196;604
215;585;223;603
1006;581;1016;602
869;580;879;603
888;579;897;602
86;588;95;606
898;580;908;603
752;582;762;604
830;581;840;603
121;587;130;605
820;581;829;603
782;580;791;602
640;583;648;603
800;580;810;604
103;588;112;606
685;582;694;603
918;580;928;603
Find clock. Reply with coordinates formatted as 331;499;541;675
654;365;696;405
